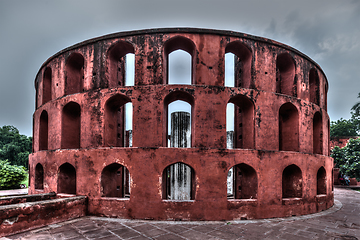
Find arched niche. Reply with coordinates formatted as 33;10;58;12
61;102;81;149
42;67;52;104
101;163;130;198
276;53;296;96
279;103;299;151
106;41;135;88
39;110;48;151
227;163;257;199
313;111;323;154
317;166;326;195
65;53;84;95
162;162;195;200
35;163;44;190
164;36;196;85
58;162;76;194
225;41;252;88
282;164;302;198
309;68;320;105
164;91;194;147
227;95;255;149
104;94;132;147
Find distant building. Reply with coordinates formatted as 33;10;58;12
330;136;358;149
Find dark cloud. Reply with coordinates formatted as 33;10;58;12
0;0;359;136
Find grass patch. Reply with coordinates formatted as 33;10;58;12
20;173;29;188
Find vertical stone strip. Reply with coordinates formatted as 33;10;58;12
169;112;191;200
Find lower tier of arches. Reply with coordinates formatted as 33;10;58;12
29;147;334;220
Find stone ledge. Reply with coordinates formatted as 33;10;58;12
0;192;56;206
0;195;87;237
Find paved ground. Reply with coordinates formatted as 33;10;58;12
2;187;360;240
0;189;28;197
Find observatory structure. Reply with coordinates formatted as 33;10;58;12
29;28;333;220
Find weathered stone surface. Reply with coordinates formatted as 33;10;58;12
0;196;87;237
0;192;56;206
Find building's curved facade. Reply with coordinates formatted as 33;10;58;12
29;28;333;220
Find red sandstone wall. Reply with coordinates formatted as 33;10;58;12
29;28;332;220
330;136;358;150
30;148;333;220
32;86;328;152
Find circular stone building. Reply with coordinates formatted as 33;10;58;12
29;28;333;221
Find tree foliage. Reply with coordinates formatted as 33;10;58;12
0;159;27;190
0;125;32;168
331;138;360;181
330;118;358;137
330;92;360;137
351;92;360;131
331;146;346;168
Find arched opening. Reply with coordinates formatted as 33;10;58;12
317;166;327;195
101;163;130;198
162;162;195;200
327;119;330;156
42;67;52;104
65;53;84;95
58;163;76;194
226;103;235;149
35;163;44;190
276;53;296;96
227;95;255;149
227;163;257;199
125;54;135;86
224;53;235;87
279;103;299;151
39;110;48;151
168;101;191;148
107;41;135;88
225;41;252;88
168;50;191;85
164;36;195;85
164;91;194;147
282;164;302;198
61;102;81;149
325;82;328;110
313;111;323;154
309;68;320;105
104;94;132;147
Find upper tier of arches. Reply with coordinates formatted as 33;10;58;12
34;88;330;156
35;29;328;110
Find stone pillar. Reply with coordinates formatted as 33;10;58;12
125;130;132;147
170;112;191;148
227;131;234;149
169;111;191;200
227;167;234;198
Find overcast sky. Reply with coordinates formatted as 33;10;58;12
0;0;359;136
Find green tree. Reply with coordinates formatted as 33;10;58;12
331;146;346;168
351;92;360;117
331;138;360;181
0;159;27;190
0;125;32;168
330;118;358;137
342;138;360;181
351;92;360;132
